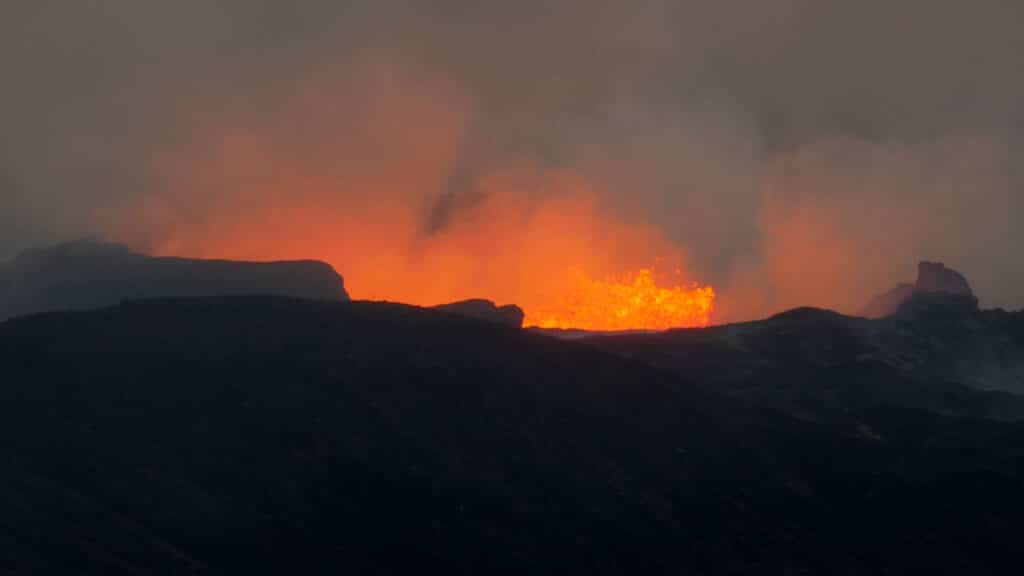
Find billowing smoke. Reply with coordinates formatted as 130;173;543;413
3;0;1022;321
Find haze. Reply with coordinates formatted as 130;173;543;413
3;0;1022;321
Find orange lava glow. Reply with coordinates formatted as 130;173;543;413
128;170;718;331
523;268;715;330
115;66;718;331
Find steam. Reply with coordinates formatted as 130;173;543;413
3;0;1022;320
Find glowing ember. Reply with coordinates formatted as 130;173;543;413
524;268;715;331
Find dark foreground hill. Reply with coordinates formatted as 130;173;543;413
2;298;1024;574
591;293;1024;422
0;241;348;321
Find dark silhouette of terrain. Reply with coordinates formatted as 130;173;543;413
2;297;1024;574
862;261;975;318
593;291;1024;417
0;241;348;321
434;298;525;327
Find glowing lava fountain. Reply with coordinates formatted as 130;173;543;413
523;268;715;331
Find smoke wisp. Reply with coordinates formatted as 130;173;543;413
3;0;1022;320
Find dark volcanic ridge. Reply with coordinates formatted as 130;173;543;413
0;240;349;321
862;261;976;318
2;296;1024;574
0;241;520;328
3;244;1020;412
591;294;1024;422
433;298;525;327
567;262;1024;416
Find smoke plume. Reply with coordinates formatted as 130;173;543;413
3;0;1022;320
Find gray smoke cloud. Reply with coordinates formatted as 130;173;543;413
3;0;1022;319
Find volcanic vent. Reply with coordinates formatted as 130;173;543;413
128;164;717;331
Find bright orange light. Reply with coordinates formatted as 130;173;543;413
116;67;719;332
524;268;715;331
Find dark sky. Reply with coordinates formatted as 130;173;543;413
3;0;1022;316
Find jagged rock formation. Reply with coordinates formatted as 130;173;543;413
0;241;348;321
434;298;525;328
861;261;976;318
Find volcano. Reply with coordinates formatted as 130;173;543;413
3;246;1024;573
2;291;1024;573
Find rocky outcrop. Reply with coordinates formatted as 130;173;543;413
861;261;976;318
434;298;525;328
0;241;348;321
915;261;973;296
861;283;917;320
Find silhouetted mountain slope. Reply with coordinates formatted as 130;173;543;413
2;297;1024;574
433;298;525;327
862;261;976;318
0;241;348;321
872;293;1024;394
593;294;1024;421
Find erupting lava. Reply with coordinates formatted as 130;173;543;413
524;268;715;331
123;74;720;332
102;57;738;332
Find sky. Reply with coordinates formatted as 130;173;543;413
2;0;1022;319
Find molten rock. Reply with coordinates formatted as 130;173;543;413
0;240;348;321
861;261;976;318
434;299;525;328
